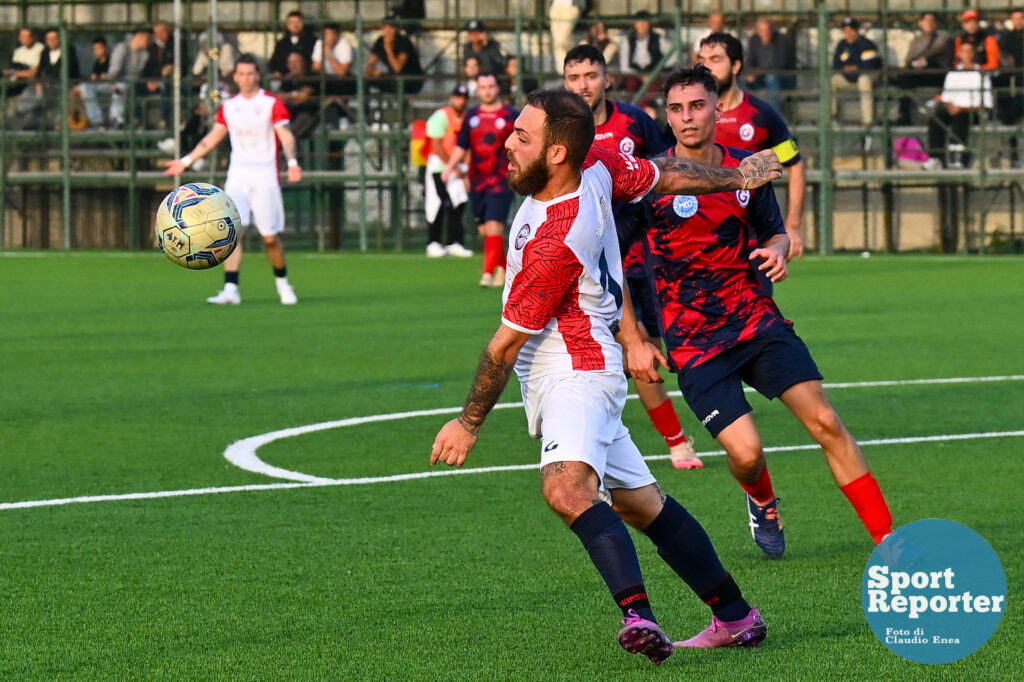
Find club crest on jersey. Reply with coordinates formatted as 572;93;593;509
673;195;699;218
739;123;755;141
469;115;480;128
514;224;531;250
736;189;750;207
495;118;506;129
619;137;636;154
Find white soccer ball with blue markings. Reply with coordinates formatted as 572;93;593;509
155;183;240;269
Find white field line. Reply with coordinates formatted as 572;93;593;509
2;430;1024;512
2;374;1022;512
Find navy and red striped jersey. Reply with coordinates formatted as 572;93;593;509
455;103;519;194
638;145;789;372
590;100;667;277
715;92;801;167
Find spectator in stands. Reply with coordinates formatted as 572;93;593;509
463;56;480;96
78;37;113;127
927;41;992;168
894;12;953;125
279;52;318;139
365;11;424;94
831;16;882;127
463;20;516;91
145;20;177;126
269;10;317;79
691;12;727;64
105;30;154;128
585;20;619;67
4;28;44;106
619;10;665;93
313;23;355;127
997;10;1023;126
192;30;236;82
744;16;795;114
549;0;583;69
955;9;1000;71
30;28;81;128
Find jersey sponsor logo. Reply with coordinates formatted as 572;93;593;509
514;223;531;250
543;441;559;453
618;153;640;171
673;195;699;218
469;115;480;128
701;409;720;426
739;123;755;141
736;189;750;207
619;137;636;155
594;131;615;140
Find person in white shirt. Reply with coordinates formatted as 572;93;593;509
927;41;993;167
431;88;782;663
618;10;664;93
164;54;302;305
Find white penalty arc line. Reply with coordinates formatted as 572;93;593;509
224;374;1024;483
3;429;1024;512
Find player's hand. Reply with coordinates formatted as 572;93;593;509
430;418;478;468
750;247;789;283
440;167;453;183
164;159;187;176
784;219;804;260
624;338;669;384
287;164;302;183
738;150;782;190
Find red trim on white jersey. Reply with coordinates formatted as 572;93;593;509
582;144;660;203
216;89;290;186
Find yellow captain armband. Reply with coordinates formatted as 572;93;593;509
771;138;800;165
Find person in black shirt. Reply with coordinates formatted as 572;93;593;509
830;16;882;126
21;28;80;129
998;9;1024;126
365;12;423;94
268;10;317;78
744;17;795;114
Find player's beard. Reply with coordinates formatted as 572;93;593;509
507;153;550;196
716;71;734;96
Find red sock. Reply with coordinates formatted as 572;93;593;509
840;472;893;545
493;235;506;269
739;465;775;506
646;399;688;447
483;235;504;274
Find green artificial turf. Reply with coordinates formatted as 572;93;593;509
0;252;1021;680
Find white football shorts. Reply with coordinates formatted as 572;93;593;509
521;370;656;491
224;178;285;236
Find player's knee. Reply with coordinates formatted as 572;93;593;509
541;479;586;518
728;447;764;475
807;405;845;443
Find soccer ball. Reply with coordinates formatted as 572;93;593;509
155;183;240;269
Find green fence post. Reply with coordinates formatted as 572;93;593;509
816;0;834;254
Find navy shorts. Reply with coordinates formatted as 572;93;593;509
470;189;513;225
627;275;661;339
677;324;823;438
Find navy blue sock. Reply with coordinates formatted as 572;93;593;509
642;495;751;622
570;502;656;622
224;271;239;285
273;266;287;278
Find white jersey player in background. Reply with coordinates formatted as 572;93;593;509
165;54;302;305
430;89;781;664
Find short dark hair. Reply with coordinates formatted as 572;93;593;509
564;44;606;72
92;36;107;46
700;31;744;68
286;10;303;19
662;64;719;100
236;53;259;68
324;22;341;32
525;89;594;170
920;11;938;21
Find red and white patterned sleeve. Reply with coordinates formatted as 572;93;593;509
271;96;291;127
502;237;582;333
609;151;659;203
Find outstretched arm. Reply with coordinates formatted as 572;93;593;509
430;324;531;467
164;124;229;175
652;148;782;195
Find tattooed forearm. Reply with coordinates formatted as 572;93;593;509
459;346;515;433
541;461;568;480
653;156;743;195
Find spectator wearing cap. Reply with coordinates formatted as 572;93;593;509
269;10;317;79
619;9;665;93
955;9;1000;71
424;84;472;259
831;17;882;126
366;11;424;94
462;20;516;86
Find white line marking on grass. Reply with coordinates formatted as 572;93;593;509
2;430;1023;512
226;374;1024;482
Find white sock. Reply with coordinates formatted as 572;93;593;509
224;282;239;293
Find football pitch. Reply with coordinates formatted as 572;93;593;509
1;251;1021;680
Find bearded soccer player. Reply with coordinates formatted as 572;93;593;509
165;54;301;305
431;89;783;661
563;44;699;470
697;32;806;260
441;73;518;287
628;66;892;559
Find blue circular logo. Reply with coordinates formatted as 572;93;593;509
862;519;1006;664
514;223;531;250
672;195;698;218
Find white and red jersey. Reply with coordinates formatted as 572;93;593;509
501;145;660;382
215;89;290;186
